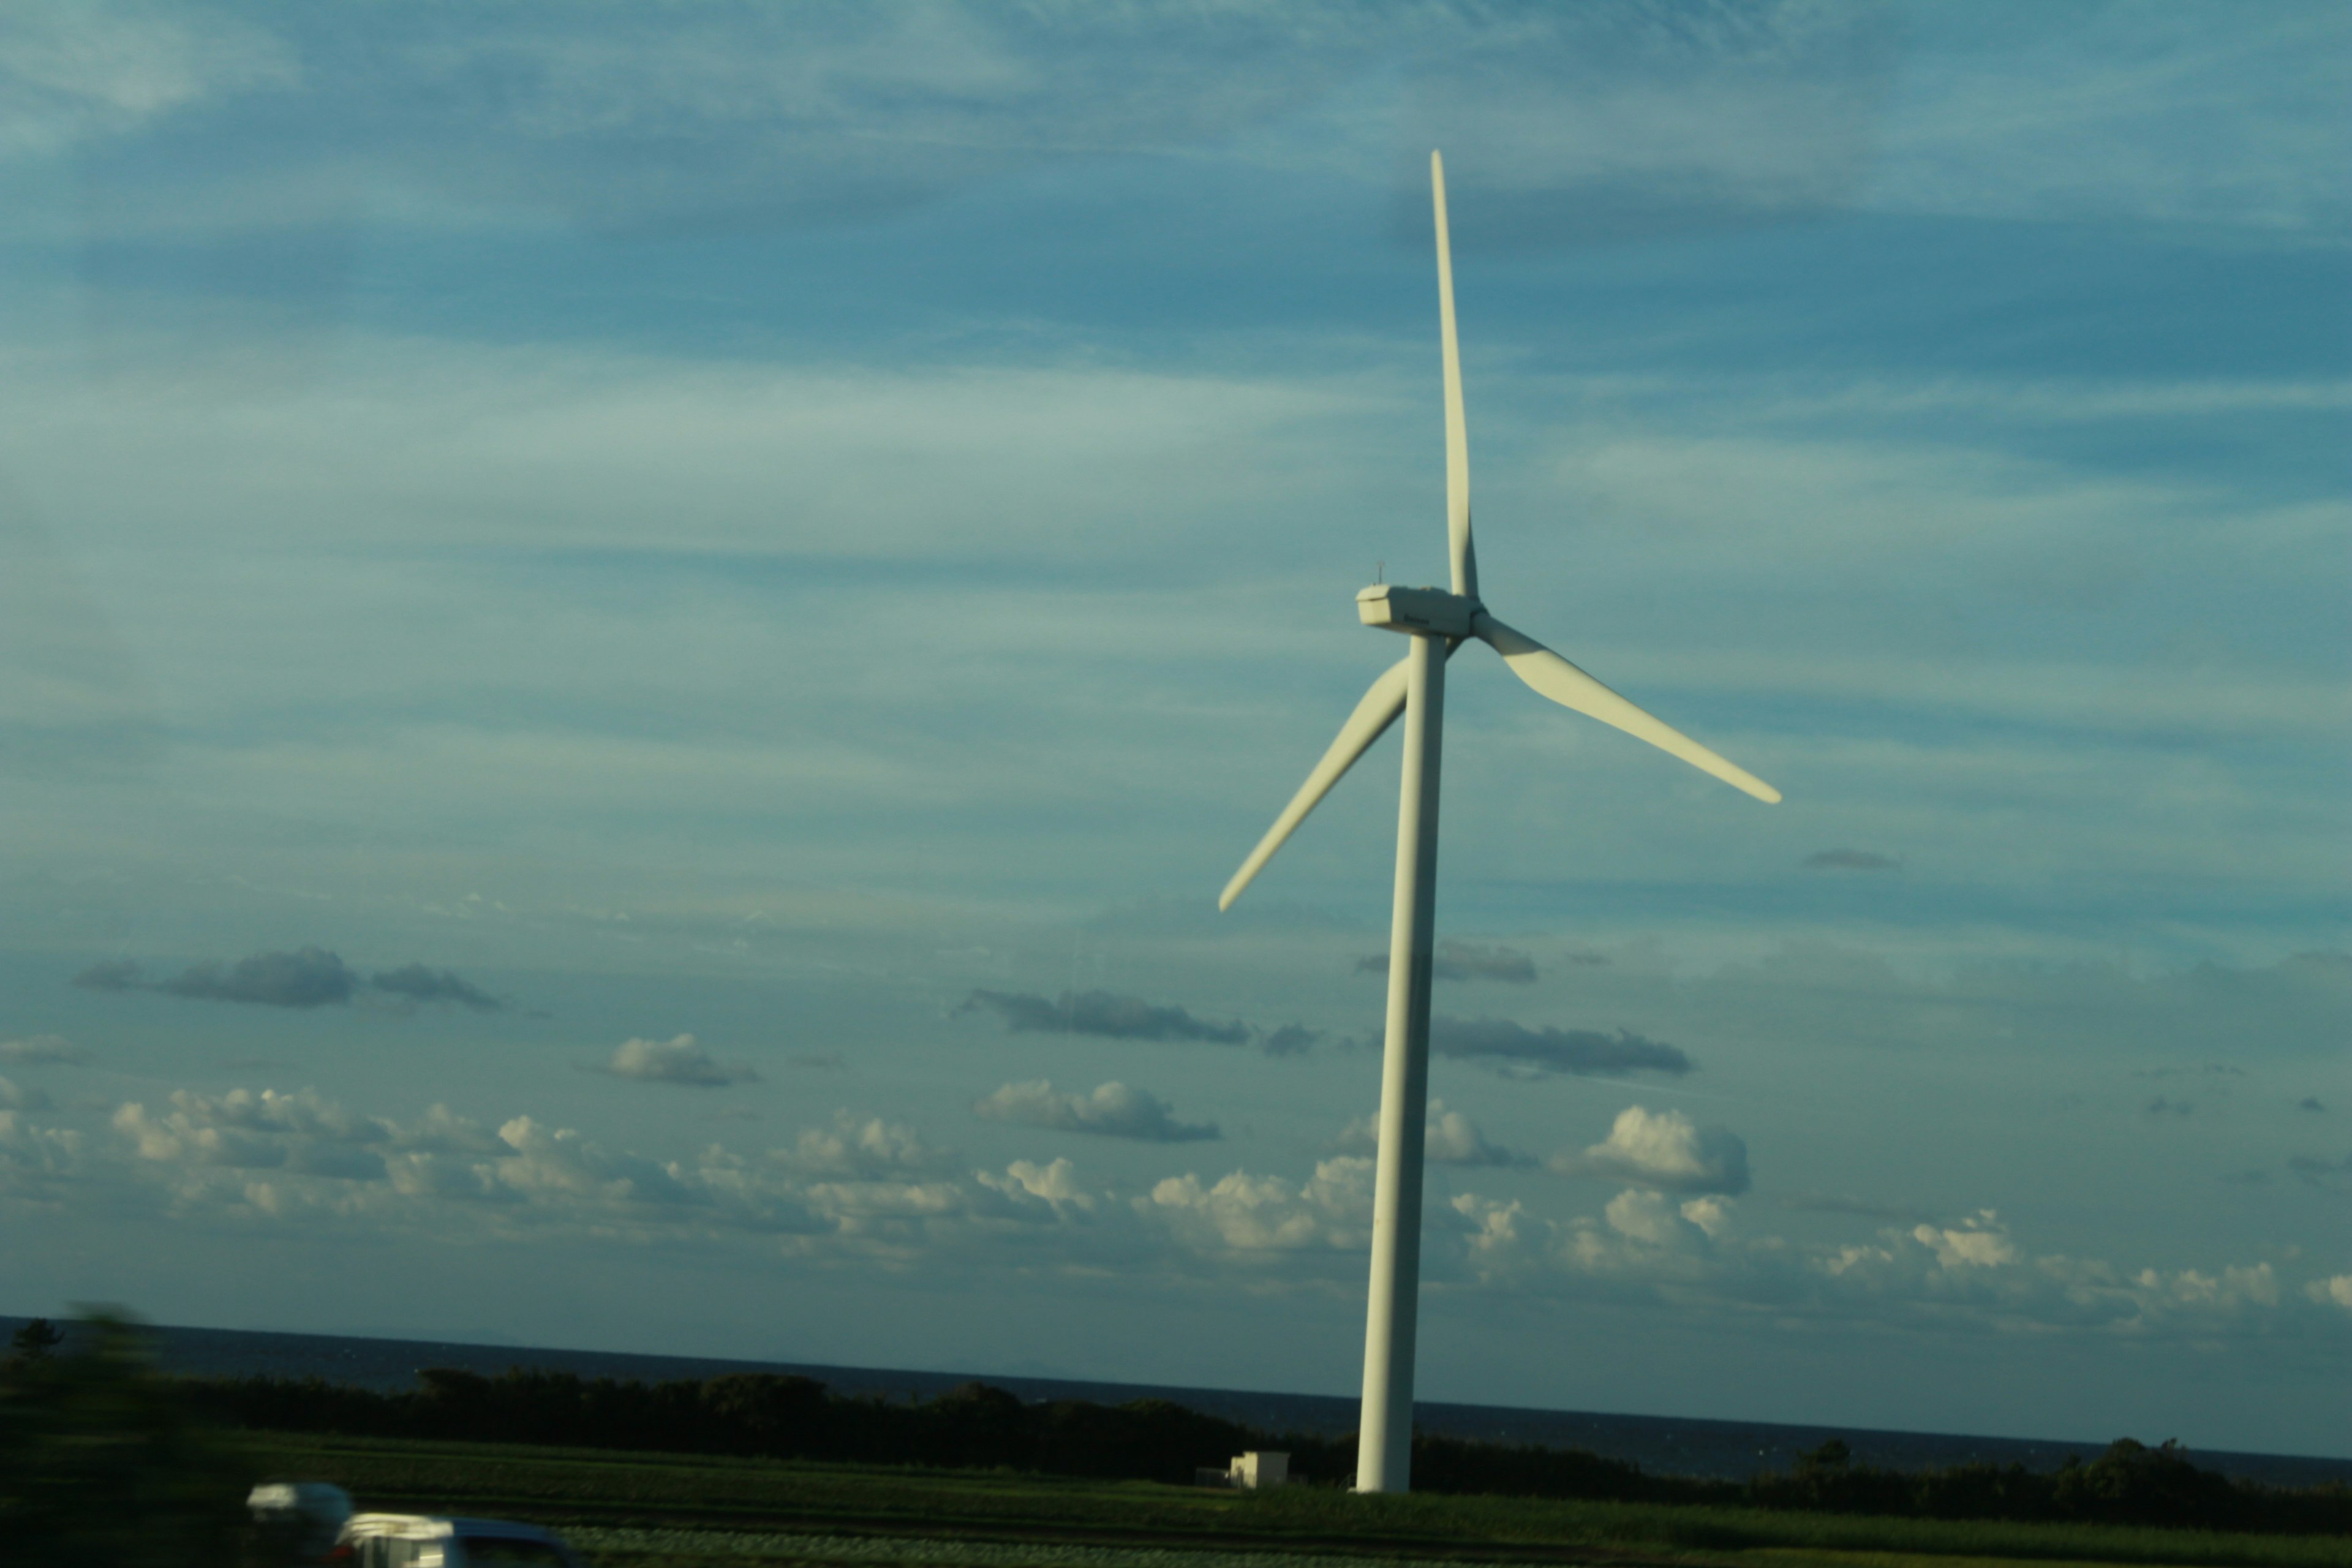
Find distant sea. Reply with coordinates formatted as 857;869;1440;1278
13;1316;2347;1490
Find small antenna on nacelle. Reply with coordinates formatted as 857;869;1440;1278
1377;560;1384;584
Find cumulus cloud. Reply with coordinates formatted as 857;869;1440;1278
108;1086;497;1186
974;1081;1218;1143
778;1112;939;1178
1549;1106;1750;1195
0;1107;84;1197
1911;1210;2020;1269
371;963;503;1011
38;1077;2352;1340
1433;1019;1693;1077
597;1034;760;1087
0;1076;51;1111
1147;1158;1373;1254
1357;941;1538;983
1806;848;1900;871
1331;1100;1526;1167
74;949;502;1012
0;1035;88;1065
956;989;1250;1047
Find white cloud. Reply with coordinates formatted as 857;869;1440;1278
0;1035;89;1065
0;1075;51;1111
1331;1099;1524;1166
1912;1210;2020;1269
1550;1106;1751;1195
598;1033;760;1087
2307;1275;2352;1311
974;1080;1218;1142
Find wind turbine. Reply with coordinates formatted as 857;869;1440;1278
1217;152;1782;1495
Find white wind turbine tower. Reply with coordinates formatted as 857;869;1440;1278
1218;152;1782;1495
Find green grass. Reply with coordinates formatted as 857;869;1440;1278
238;1431;2350;1568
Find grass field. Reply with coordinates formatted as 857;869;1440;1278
239;1432;2351;1568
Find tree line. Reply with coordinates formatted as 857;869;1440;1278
187;1359;2348;1534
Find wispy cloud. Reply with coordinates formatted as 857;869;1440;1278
1357;940;1537;982
1806;848;1899;872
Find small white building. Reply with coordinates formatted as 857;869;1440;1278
1226;1450;1288;1488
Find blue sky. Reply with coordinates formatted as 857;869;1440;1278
1;2;2346;1458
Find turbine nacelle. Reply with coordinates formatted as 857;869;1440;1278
1356;584;1479;638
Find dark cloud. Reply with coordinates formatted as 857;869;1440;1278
1356;941;1538;983
1432;1018;1693;1077
2286;1151;2351;1189
70;959;143;993
1259;1023;1320;1058
1805;849;1900;872
157;948;358;1009
2144;1096;2194;1117
1559;949;1611;968
371;963;503;1012
74;949;503;1014
956;989;1250;1047
2297;1096;2326;1112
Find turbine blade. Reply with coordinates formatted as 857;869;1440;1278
1220;657;1411;910
1432;151;1477;601
1474;614;1781;804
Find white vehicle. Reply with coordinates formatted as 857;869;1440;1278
333;1513;585;1567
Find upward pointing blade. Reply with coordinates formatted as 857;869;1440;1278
1474;613;1782;804
1432;151;1477;601
1219;657;1411;910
